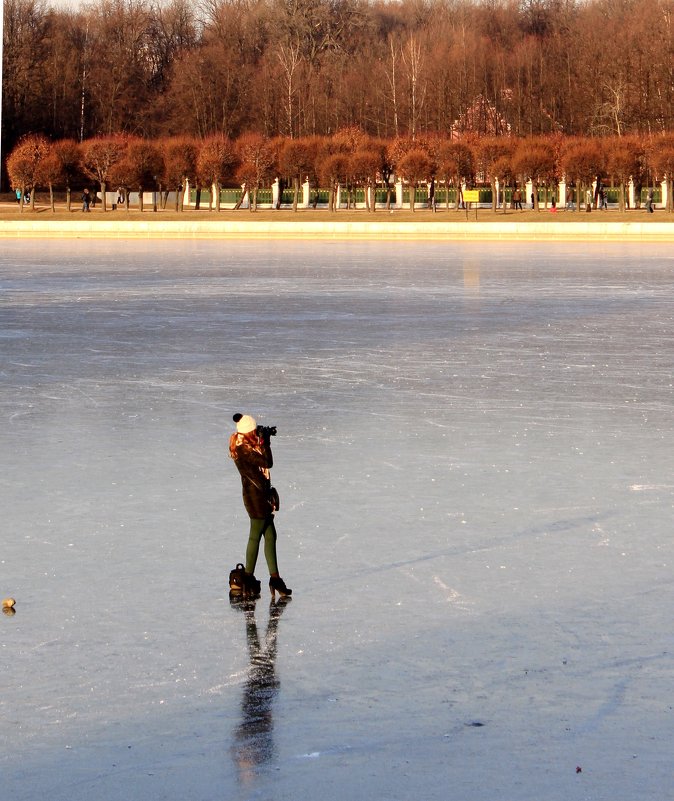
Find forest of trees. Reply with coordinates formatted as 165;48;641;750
3;0;674;160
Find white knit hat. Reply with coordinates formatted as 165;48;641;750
235;414;257;434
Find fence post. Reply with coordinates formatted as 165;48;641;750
395;180;403;209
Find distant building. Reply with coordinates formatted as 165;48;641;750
451;91;563;139
451;94;512;138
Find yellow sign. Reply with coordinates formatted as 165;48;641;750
463;189;480;203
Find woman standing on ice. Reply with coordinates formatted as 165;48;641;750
229;413;292;599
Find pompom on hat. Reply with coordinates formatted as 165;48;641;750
233;413;257;434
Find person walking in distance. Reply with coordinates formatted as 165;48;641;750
229;413;292;599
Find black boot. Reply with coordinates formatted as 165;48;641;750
269;575;292;600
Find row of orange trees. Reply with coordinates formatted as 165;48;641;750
7;129;674;213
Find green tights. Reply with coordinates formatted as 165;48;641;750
245;516;279;576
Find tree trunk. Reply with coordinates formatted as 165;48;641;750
410;183;415;212
139;185;144;212
234;182;246;210
49;183;55;212
101;181;107;212
66;187;71;212
292;176;299;212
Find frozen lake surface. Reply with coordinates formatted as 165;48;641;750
1;239;672;801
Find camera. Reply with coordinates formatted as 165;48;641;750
257;425;277;438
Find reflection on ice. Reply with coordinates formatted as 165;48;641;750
230;596;290;785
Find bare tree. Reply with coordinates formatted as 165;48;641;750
6;134;50;211
38;151;64;212
606;135;644;212
317;152;348;212
475;137;515;212
512;137;556;211
648;133;674;213
278;137;313;211
196;134;237;211
235;132;276;211
349;150;380;212
162;137;198;211
123;138;165;211
82;136;127;211
397;149;432;212
385;34;400;139
84;0;156;136
1;0;52;153
277;40;303;138
51;139;84;211
401;34;426;139
437;140;474;210
560;138;605;212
